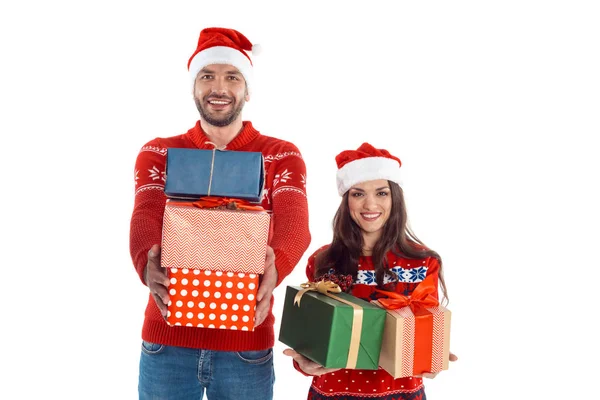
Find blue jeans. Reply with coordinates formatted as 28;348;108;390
138;341;275;400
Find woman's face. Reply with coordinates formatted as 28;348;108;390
347;179;392;238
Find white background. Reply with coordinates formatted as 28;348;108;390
2;1;599;399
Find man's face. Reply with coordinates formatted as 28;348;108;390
193;64;249;127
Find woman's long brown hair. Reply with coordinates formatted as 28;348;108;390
314;181;448;303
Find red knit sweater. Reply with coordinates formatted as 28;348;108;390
297;245;440;399
130;121;311;351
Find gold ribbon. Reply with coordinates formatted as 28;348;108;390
294;281;363;369
205;141;227;196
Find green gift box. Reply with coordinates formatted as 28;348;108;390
278;284;386;370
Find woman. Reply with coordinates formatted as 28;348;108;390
284;142;456;400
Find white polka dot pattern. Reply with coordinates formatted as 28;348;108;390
166;268;259;331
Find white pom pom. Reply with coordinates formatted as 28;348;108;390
251;43;262;56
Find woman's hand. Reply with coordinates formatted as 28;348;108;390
283;349;341;376
416;352;458;379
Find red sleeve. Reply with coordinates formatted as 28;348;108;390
425;257;441;301
268;145;312;286
305;245;330;282
129;142;168;284
306;253;316;283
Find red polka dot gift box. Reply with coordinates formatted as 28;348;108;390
161;199;270;331
166;268;259;331
372;274;452;378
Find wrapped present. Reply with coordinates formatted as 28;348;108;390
164;147;265;203
278;282;386;370
166;268;259;331
161;198;270;331
372;275;451;378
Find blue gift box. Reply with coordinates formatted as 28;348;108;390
164;148;265;203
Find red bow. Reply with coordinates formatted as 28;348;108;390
374;273;439;315
173;197;265;212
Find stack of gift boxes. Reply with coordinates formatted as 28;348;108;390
278;275;452;377
161;147;270;331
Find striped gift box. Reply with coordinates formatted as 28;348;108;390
161;201;270;331
372;300;451;378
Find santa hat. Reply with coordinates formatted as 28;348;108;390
187;27;260;94
335;143;403;196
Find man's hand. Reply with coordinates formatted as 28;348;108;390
416;352;458;379
254;246;277;327
283;349;341;376
144;244;170;318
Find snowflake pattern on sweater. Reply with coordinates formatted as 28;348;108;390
129;121;311;352
356;265;428;286
134;139;304;200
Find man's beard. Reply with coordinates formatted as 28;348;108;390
195;95;245;127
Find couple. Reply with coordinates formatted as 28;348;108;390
130;27;456;400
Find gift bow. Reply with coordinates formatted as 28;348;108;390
293;280;341;306
174;197;265;212
293;280;363;369
374;273;439;315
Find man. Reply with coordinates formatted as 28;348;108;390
130;27;311;399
